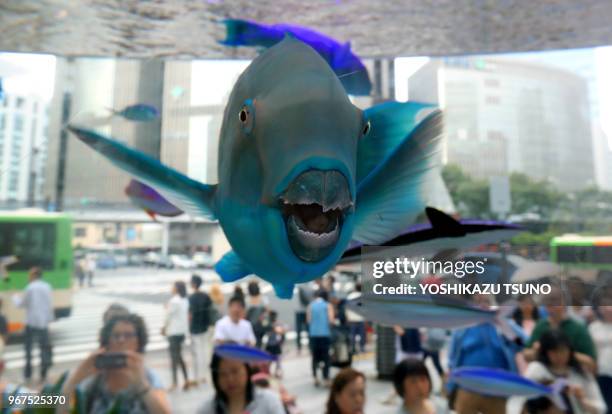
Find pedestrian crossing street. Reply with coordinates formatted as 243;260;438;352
3;269;277;371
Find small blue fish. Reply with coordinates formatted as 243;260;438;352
220;19;371;96
450;367;567;409
214;343;277;362
68;37;442;298
346;294;517;338
108;104;159;122
125;179;183;221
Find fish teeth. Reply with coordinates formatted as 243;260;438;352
322;199;353;212
288;215;339;249
281;169;352;210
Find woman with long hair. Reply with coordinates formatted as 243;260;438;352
197;353;285;414
325;368;366;414
164;280;190;391
525;330;606;414
512;294;540;338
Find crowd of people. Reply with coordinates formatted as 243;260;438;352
0;267;610;413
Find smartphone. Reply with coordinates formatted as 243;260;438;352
95;352;127;369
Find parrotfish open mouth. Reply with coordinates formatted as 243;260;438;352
279;170;352;262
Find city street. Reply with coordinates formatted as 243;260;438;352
1;268;413;413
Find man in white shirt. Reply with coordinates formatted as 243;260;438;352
214;296;256;346
14;267;54;383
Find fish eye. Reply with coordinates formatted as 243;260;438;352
362;120;371;137
239;108;249;123
239;99;256;134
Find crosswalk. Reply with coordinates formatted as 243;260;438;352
2;269;276;371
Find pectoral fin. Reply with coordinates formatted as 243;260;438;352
358;101;436;183
352;110;443;245
214;250;252;283
68;126;217;220
273;283;295;300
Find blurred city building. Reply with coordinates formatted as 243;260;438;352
408;57;596;191
44;58;163;210
0;93;49;206
42;58;233;256
505;48;612;192
593;122;612;190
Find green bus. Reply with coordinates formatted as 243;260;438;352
550;234;612;282
0;211;74;334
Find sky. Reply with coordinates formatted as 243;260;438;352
0;52;57;101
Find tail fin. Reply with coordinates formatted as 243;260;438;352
549;379;568;412
219;19;273;47
495;300;518;341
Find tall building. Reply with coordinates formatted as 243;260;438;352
408;57;595;191
44;58;236;210
593;121;612;190
44;58;163;210
0;93;49;205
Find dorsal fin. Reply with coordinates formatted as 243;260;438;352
425;207;466;237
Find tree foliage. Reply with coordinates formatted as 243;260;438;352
441;164;612;233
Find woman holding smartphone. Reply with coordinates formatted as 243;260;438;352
60;312;171;414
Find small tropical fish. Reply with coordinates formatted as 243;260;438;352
341;207;523;263
219;19;371;96
108;104;159;122
346;294;517;338
68;37;442;299
450;367;567;409
124;179;183;221
214;343;277;362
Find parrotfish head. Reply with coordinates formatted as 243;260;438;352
217;37;371;281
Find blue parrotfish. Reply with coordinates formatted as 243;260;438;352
108;104;159;122
67;37;443;299
124;179;183;221
220;19;371;96
450;367;567;410
214;343;277;363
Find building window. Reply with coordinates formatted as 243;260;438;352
9;174;18;192
74;227;87;237
485;96;500;105
13;114;23;132
0;113;5;130
487;130;505;141
16;97;25;109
